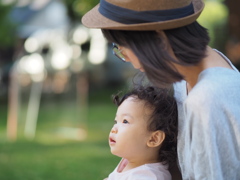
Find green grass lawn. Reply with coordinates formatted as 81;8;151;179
0;141;119;180
0;89;122;180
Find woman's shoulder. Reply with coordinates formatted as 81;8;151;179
194;68;240;95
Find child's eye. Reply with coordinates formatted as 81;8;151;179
123;119;129;124
114;120;117;124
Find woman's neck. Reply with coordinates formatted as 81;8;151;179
178;46;232;92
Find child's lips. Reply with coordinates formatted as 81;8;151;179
109;137;116;144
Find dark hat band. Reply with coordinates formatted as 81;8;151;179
99;0;195;24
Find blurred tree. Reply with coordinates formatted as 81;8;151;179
226;0;240;40
0;3;17;49
225;0;240;67
0;2;17;98
198;0;228;51
63;0;98;22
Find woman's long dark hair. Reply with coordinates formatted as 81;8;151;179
102;21;210;87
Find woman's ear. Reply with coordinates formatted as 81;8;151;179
155;30;167;41
147;130;165;148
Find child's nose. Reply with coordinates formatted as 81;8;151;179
111;125;118;134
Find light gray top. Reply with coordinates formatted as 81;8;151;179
174;50;240;180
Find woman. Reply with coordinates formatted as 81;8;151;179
81;0;240;179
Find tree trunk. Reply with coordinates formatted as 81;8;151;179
225;0;240;66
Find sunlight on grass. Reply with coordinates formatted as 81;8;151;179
0;89;120;180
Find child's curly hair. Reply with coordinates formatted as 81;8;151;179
112;85;178;166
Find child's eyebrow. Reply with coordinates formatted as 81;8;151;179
119;113;134;120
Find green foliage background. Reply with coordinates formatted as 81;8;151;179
0;3;16;48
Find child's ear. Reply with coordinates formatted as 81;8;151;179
147;130;165;148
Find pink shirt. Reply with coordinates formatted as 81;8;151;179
107;159;171;180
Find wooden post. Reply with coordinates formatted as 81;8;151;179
24;80;43;140
6;64;19;141
76;72;89;138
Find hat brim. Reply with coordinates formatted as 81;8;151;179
82;0;204;31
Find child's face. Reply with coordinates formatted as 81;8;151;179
109;96;153;160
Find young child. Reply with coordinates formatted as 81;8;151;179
106;85;178;180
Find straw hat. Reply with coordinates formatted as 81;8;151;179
82;0;204;31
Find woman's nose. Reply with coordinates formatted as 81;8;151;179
124;57;130;62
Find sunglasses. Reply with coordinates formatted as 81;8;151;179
112;43;126;62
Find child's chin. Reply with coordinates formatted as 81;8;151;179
110;149;120;157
